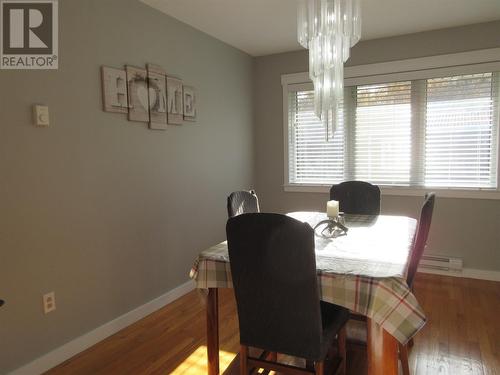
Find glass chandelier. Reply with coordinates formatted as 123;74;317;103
297;0;361;140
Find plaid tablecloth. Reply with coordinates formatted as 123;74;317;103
190;212;426;345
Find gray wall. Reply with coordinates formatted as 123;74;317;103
0;0;253;373
254;21;500;272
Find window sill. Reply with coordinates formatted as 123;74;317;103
283;184;500;200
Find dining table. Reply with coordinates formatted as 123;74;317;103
190;212;426;375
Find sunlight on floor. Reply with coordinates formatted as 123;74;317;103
171;346;236;374
416;352;486;374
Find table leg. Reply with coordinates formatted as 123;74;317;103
207;288;219;375
367;317;398;375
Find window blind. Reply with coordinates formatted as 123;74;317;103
288;89;344;184
424;73;498;188
354;81;412;185
287;71;499;189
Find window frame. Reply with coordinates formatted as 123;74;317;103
281;47;500;199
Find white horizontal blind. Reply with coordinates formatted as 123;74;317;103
424;73;498;188
288;89;344;184
354;82;412;185
287;71;499;189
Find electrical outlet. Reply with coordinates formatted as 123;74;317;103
43;292;56;314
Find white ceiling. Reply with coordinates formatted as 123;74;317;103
141;0;500;57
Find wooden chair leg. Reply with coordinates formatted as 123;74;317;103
240;345;248;375
338;326;347;375
399;343;410;375
408;338;415;348
268;352;277;362
315;360;325;375
306;360;314;371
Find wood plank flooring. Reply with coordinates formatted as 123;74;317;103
45;274;500;375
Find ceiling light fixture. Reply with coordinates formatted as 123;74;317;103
297;0;361;140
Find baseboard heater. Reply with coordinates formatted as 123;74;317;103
418;255;463;273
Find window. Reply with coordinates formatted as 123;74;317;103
425;74;498;188
288;89;344;184
286;72;500;191
354;81;412;185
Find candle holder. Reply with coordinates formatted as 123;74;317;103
313;214;348;239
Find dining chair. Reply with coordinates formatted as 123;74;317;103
346;193;436;375
406;192;436;289
226;213;349;375
329;181;381;215
227;190;260;218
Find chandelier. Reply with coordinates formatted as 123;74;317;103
297;0;361;140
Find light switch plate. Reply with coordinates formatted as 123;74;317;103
33;105;50;127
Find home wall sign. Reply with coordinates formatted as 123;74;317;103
101;63;197;130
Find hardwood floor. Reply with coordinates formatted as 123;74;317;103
45;274;500;375
409;274;500;375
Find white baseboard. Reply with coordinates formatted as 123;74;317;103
8;280;196;375
418;267;500;282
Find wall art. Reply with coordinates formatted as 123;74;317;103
126;65;149;123
101;66;128;113
166;76;183;125
101;63;197;130
146;63;167;130
182;85;196;122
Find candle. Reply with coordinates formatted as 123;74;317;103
326;200;339;218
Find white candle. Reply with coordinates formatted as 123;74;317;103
326;200;339;218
